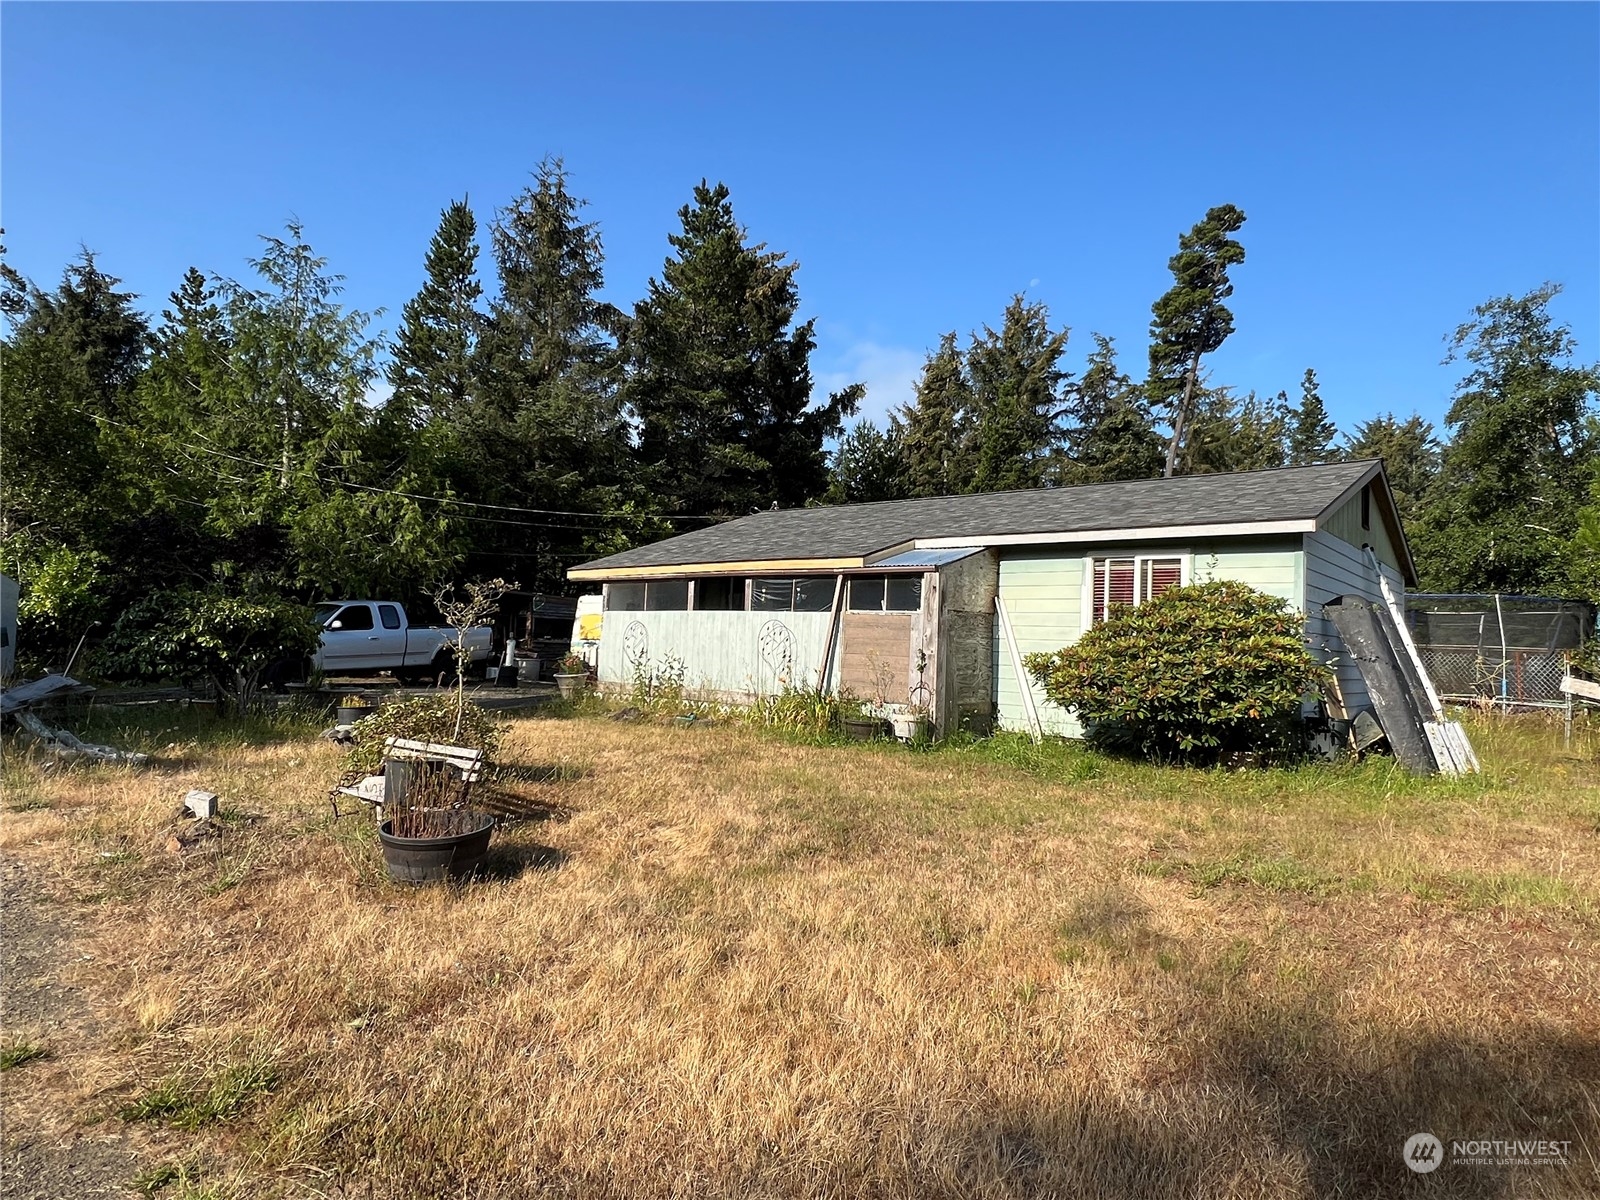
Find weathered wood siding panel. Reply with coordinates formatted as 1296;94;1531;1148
937;551;999;734
597;610;837;699
1303;530;1404;716
839;613;917;703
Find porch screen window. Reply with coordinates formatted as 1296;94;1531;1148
752;578;835;612
1089;556;1183;625
644;579;689;611
605;583;646;612
693;578;747;610
848;575;921;612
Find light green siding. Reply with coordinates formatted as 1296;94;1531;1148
994;551;1084;737
1322;488;1402;574
994;538;1304;738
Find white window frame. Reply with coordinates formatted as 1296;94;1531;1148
1081;552;1190;627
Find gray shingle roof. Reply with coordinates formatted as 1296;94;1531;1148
570;460;1382;575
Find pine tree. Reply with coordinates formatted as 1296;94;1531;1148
1147;205;1247;477
1286;368;1337;465
1055;333;1163;484
1410;284;1598;593
966;294;1068;493
1343;412;1440;528
821;418;910;505
1181;389;1287;475
387;199;482;431
469;158;638;589
899;332;973;497
14;251;148;418
626;180;860;515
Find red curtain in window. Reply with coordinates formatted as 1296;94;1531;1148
1093;558;1135;623
1141;558;1183;602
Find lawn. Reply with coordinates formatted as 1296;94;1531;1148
2;706;1598;1199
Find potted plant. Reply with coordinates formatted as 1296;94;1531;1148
553;652;589;701
838;692;886;741
336;693;376;727
336;694;506;884
887;704;930;743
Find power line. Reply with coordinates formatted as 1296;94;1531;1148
81;408;729;532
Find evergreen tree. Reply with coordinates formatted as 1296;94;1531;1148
14;251;148;418
0;254;151;658
1344;412;1440;529
1055;333;1163;485
1147;205;1248;477
470;159;646;589
822;418;910;505
1411;284;1598;593
966;294;1068;493
1286;368;1338;465
387;199;482;431
1181;388;1287;475
899;332;973;497
626;180;860;515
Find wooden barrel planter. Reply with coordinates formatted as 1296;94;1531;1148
841;716;887;741
378;758;492;883
377;811;494;883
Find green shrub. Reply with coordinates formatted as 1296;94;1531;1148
1024;580;1330;762
344;694;505;776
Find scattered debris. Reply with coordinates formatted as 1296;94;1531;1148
320;725;356;744
0;673;95;715
610;707;643;722
162;818;222;856
182;790;219;820
11;712;149;765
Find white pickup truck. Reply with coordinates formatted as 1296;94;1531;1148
311;601;494;683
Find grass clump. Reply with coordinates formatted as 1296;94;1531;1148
121;1054;278;1130
0;1035;49;1070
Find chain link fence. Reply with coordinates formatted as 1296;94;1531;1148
1405;594;1595;710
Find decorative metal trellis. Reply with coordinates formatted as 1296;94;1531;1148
1405;594;1595;710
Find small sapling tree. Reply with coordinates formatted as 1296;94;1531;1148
427;577;516;739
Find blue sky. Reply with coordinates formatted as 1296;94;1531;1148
4;3;1596;437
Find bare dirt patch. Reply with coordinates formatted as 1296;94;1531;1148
1;857;143;1200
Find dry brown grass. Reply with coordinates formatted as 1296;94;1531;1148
3;709;1599;1199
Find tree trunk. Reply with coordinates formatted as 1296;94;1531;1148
1162;350;1204;478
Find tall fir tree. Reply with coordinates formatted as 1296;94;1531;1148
1181;388;1287;475
470;159;643;589
14;251;148;419
626;180;860;515
965;294;1068;493
1286;368;1338;465
1343;412;1440;530
1146;205;1247;476
899;332;973;497
1054;333;1163;485
1410;284;1598;593
821;417;910;505
387;199;482;433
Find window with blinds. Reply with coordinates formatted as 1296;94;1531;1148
1089;555;1184;625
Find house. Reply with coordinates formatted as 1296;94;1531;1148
566;460;1415;736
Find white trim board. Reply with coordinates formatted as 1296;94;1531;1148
915;519;1316;551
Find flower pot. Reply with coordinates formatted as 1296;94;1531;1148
554;672;585;701
337;700;375;727
888;713;930;743
377;811;494;883
842;716;886;742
